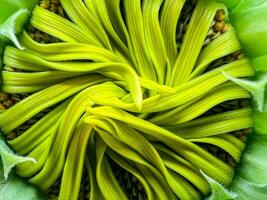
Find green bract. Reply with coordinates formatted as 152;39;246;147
0;0;39;49
0;0;266;200
216;0;267;199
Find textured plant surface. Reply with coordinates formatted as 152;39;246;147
0;0;263;199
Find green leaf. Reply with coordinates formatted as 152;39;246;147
0;134;36;179
251;55;267;73
223;72;267;111
202;172;237;200
253;96;267;135
0;0;39;49
0;162;46;200
222;0;267;58
216;0;241;10
229;134;267;200
0;8;29;50
0;133;47;200
216;1;267;200
0;0;39;78
0;0;38;23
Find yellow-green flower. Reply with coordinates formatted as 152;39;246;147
0;0;267;200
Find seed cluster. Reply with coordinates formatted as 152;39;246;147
0;0;254;199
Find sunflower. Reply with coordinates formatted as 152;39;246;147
0;0;266;200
